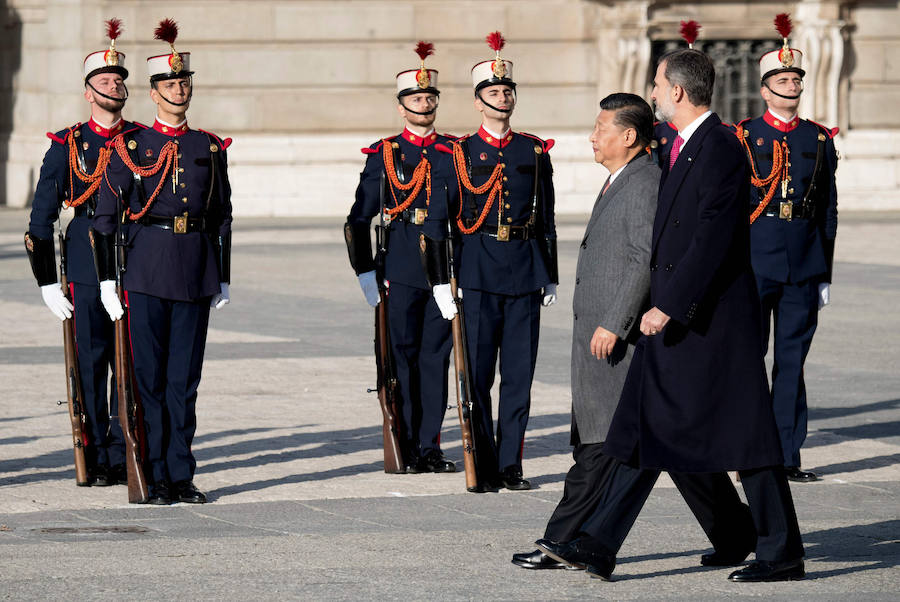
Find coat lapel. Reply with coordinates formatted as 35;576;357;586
652;113;721;252
583;155;644;241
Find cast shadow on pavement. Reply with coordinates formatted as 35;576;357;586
809;398;899;421
203;460;385;500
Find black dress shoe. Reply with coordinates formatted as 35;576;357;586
499;466;531;490
785;467;818;482
419;450;457;473
536;538;615;580
173;480;207;504
729;558;804;582
146;481;172;505
109;464;127;485
701;549;753;567
92;465;113;487
511;549;580;570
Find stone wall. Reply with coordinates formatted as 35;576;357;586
2;0;899;214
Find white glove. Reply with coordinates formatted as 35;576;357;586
818;282;830;309
99;280;124;321
211;282;230;309
358;270;380;307
433;284;457;320
40;283;73;321
542;283;558;307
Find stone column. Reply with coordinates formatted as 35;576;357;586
795;0;848;128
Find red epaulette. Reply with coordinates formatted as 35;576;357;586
198;128;232;150
361;135;397;155
807;119;839;139
46;123;81;145
519;131;554;153
435;143;453;154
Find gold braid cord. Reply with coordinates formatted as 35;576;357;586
65;130;111;208
737;125;788;224
381;141;431;214
452;141;503;234
111;135;179;221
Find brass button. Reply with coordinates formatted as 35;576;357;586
182;196;188;203
506;217;512;223
179;182;186;188
504;190;509;196
177;153;183;159
788;188;794;195
127;140;137;150
74;130;81;138
498;151;503;157
502;176;508;182
422;149;427;155
178;167;184;173
504;203;510;209
501;163;506;168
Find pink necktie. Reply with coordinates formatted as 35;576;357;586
601;177;611;196
668;135;684;169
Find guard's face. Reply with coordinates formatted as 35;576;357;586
589;110;628;166
761;72;803;112
151;77;192;110
476;84;516;117
650;62;675;123
85;73;126;109
398;92;438;128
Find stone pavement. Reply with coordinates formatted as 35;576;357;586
0;208;898;600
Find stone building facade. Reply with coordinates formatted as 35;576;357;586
1;0;898;215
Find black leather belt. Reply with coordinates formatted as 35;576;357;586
761;201;812;221
74;205;95;218
466;220;534;241
388;207;427;225
142;213;205;234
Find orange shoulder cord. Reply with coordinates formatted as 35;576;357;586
737;125;788;224
110;135;179;221
381;141;431;215
452;141;504;234
64;131;111;208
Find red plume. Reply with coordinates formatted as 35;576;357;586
154;18;179;44
680;20;700;46
105;18;122;41
774;13;792;39
415;41;435;61
486;31;505;53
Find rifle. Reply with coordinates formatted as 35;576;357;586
372;170;406;473
447;218;481;492
114;187;149;503
57;229;90;486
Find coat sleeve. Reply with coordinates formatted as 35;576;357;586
540;152;556;239
654;133;748;324
346;151;383;226
821;137;838;282
602;166;657;339
27;141;67;239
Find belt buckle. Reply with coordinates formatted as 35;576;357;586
497;225;510;242
173;212;189;234
779;201;793;221
414;208;427;225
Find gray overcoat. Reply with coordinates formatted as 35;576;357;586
570;153;659;444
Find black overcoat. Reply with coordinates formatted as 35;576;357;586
603;113;784;472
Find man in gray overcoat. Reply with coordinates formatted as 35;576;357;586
512;93;658;570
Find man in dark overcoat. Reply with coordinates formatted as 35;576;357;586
539;49;805;583
513;93;658;570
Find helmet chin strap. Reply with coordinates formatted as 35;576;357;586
399;97;438;116
763;82;803;100
476;90;514;114
87;82;128;103
158;89;193;107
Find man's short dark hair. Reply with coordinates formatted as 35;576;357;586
659;49;715;108
598;92;654;147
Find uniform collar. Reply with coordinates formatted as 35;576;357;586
764;109;800;132
402;127;437;147
87;117;124;138
153;117;189;137
476;125;513;148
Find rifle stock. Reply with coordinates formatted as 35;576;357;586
114;189;149;503
450;276;479;492
374;288;405;473
59;240;90;486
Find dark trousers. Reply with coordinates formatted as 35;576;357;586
756;276;819;467
386;282;452;459
543;443;620;542
579;462;803;563
71;282;124;467
126;291;210;485
463;289;542;474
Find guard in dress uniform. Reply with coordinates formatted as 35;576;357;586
92;19;232;505
735;14;839;483
24;19;131;486
344;42;456;473
422;32;558;491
